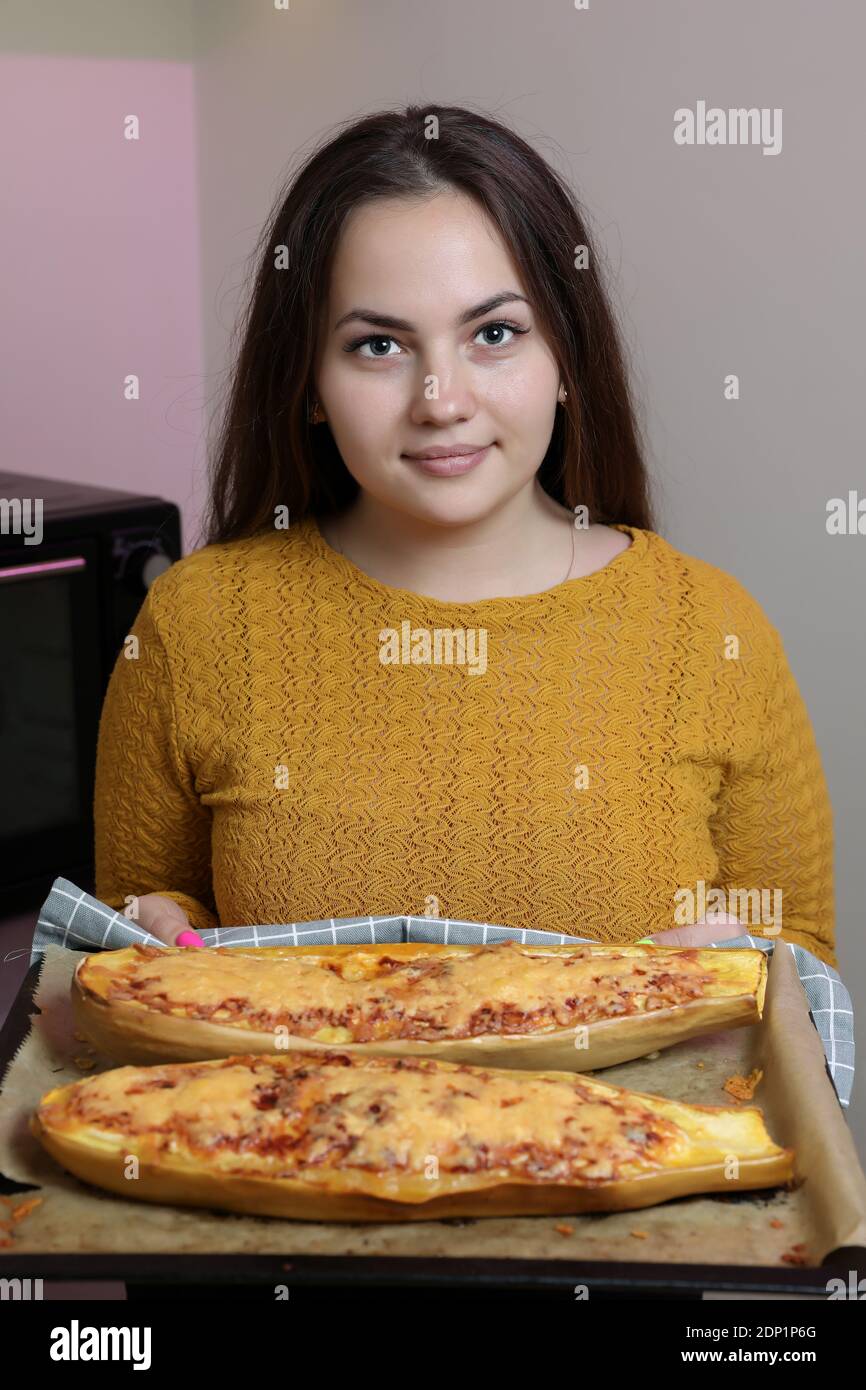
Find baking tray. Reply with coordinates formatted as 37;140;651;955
0;953;863;1298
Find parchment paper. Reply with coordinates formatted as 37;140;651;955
1;942;864;1266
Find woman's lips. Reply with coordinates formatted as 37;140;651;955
403;445;491;477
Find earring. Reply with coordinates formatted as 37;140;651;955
308;398;324;424
558;385;568;405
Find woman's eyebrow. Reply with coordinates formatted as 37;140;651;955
333;291;530;333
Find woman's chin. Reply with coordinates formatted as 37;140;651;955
387;480;526;531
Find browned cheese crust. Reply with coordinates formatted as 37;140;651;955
72;940;768;1070
31;1049;793;1221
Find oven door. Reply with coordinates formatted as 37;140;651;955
0;538;104;912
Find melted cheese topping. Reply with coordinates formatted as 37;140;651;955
82;941;721;1043
40;1052;693;1183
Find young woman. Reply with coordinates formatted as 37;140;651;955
93;104;836;967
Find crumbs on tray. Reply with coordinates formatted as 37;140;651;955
0;1195;44;1248
723;1067;764;1101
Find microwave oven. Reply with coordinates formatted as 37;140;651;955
0;471;182;915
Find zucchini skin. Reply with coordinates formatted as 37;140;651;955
71;943;768;1071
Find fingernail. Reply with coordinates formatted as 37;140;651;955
635;936;655;944
176;930;205;948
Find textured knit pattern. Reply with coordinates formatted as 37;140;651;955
93;516;837;967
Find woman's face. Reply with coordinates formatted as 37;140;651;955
312;189;562;528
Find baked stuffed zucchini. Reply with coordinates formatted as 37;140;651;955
31;1050;794;1222
72;939;768;1071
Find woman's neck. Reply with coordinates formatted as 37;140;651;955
319;481;589;602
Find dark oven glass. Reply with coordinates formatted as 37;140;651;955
0;539;103;887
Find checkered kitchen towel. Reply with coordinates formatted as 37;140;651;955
31;876;854;1109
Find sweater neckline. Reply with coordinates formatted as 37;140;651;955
303;513;648;612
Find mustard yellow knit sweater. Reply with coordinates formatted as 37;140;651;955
93;516;837;967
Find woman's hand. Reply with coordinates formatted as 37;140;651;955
637;913;745;948
133;892;205;947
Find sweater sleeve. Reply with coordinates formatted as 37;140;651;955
93;585;218;933
709;622;836;967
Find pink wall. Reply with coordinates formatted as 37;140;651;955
0;54;204;553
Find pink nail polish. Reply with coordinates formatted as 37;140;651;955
176;930;205;948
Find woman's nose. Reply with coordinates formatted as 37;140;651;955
408;366;476;424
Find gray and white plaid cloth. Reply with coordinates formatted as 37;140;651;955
30;876;854;1109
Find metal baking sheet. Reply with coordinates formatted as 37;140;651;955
1;947;864;1295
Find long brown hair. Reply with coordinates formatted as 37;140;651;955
201;103;655;547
